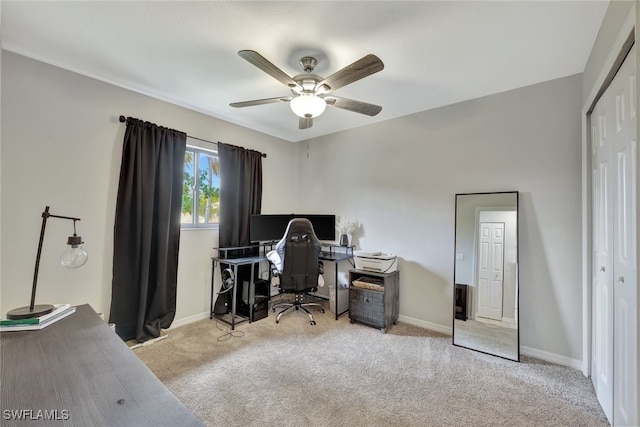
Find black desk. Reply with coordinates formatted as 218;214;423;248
319;244;355;320
210;244;354;326
0;304;203;426
210;253;268;329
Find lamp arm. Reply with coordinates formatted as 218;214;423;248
47;213;81;222
29;206;82;310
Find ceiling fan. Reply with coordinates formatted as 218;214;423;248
230;50;384;129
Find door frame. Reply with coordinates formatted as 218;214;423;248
581;5;636;377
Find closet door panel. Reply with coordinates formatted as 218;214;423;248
613;139;637;426
612;49;638;427
592;97;615;423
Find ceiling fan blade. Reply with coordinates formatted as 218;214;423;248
324;96;382;116
238;50;299;89
299;117;313;129
230;96;291;108
317;54;384;91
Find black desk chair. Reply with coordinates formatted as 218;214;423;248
270;218;325;325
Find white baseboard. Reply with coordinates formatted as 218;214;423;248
501;317;517;329
169;311;210;329
520;346;582;370
399;315;452;336
130;334;168;350
398;315;582;370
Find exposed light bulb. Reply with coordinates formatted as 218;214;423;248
59;234;88;269
290;93;326;118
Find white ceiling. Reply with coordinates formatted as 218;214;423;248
1;1;609;143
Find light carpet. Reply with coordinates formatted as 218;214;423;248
134;304;608;427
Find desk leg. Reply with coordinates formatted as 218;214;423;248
333;259;350;320
210;260;216;319
249;268;255;323
334;262;339;320
230;265;238;330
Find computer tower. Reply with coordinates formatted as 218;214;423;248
236;279;269;322
215;246;260;315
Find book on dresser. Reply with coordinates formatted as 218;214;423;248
0;304;76;331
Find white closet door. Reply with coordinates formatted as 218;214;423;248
611;48;638;427
591;48;638;426
592;82;614;423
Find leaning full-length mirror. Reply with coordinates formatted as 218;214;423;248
453;192;519;361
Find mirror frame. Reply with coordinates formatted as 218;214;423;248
452;191;520;361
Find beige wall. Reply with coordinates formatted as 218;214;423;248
294;74;584;363
0;52;295;323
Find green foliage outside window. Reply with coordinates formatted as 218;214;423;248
182;148;220;226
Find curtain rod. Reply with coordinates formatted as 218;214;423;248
118;115;267;158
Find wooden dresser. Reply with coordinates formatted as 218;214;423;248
349;269;400;333
0;304;202;426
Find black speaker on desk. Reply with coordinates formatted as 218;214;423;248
236;279;269;322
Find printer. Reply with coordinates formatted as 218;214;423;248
353;251;398;273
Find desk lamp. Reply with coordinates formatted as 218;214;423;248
6;206;88;320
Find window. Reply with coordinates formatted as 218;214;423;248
182;146;220;227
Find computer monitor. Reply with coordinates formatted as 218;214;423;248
249;214;336;242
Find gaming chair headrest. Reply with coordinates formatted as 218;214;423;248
275;218;320;261
283;218;317;239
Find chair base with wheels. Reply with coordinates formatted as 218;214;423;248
272;294;325;325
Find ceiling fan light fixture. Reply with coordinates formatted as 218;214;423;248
233;50;384;128
290;93;326;118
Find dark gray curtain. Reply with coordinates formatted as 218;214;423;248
109;117;187;342
218;142;263;248
215;143;263;313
